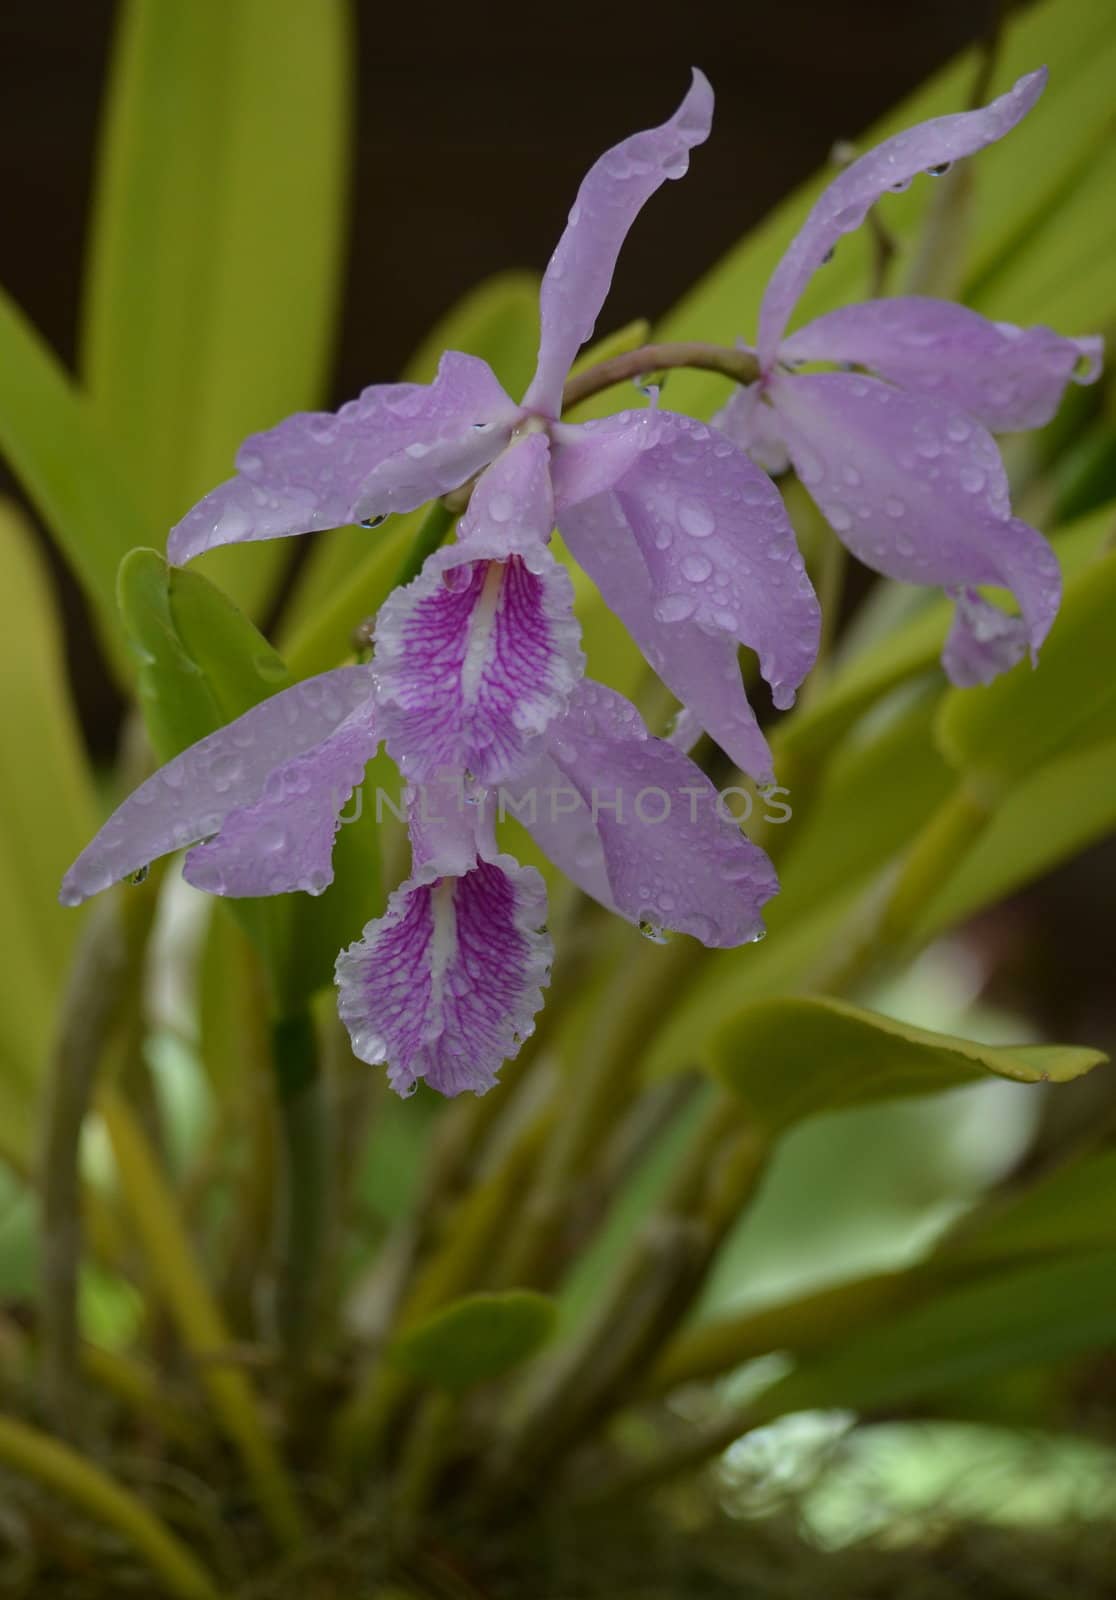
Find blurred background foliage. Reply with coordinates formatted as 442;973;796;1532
0;0;1115;1595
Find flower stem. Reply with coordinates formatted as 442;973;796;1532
560;340;760;413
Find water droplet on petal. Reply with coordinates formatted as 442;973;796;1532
959;466;986;494
678;500;716;538
489;492;514;523
926;161;952;177
361;514;388;529
884;497;906;519
654;593;697;623
680;553;713;583
827;503;853;532
127;864;150;886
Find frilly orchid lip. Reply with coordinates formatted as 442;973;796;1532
715;68;1103;690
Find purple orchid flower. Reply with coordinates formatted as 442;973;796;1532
60;666;777;1094
713;68;1104;687
336;679;777;1094
166;70;819;786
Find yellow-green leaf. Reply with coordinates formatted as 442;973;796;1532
710;996;1105;1133
82;0;352;621
389;1291;557;1392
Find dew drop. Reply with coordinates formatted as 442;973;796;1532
827;503;853;532
680;553;713;583
678;500;716;538
361;514;388;529
884;496;906;519
654;593;696;623
926;161;952;177
489;492;514;523
127;864;150;886
946;417;971;443
959;466;986;494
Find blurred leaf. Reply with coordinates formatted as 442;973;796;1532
389;1290;557;1392
936;1145;1116;1270
749;1247;1116;1424
403;270;541;393
0;501;100;1134
915;734;1116;940
775;692;953;921
935;546;1116;801
710;996;1105;1133
0;291;144;678
82;0;352;621
279;512;417;677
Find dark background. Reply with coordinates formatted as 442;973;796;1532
1;1;999;398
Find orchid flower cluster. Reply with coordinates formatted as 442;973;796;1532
61;67;1101;1098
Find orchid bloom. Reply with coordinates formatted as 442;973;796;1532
714;68;1103;686
167;69;819;786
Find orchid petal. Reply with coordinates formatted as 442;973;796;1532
59;667;375;905
522;681;778;946
373;440;583;784
768;370;1061;680
336;849;551;1097
942;586;1033;687
757;69;1047;366
712;381;791;474
782;298;1103;432
556;489;776;782
522;69;714;418
555;409;819;718
168;353;517;564
183;696;380;898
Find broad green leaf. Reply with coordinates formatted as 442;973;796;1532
0;501;97;971
774;692;952;922
935;546;1116;800
748;1247;1116;1424
937;1146;1116;1270
389;1291;557;1392
82;0;351;622
0;291;145;678
117;551;380;1005
710;996;1105;1133
0;502;99;1130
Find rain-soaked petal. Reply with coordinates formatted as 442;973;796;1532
554;408;819;720
60;668;375;905
519;680;779;946
781;298;1103;433
168;353;518;564
336;850;552;1097
768;369;1061;680
757;69;1047;365
523;69;714;418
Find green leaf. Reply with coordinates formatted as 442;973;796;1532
915;734;1116;941
82;0;352;621
749;1247;1116;1424
0;291;145;678
389;1291;558;1392
403;270;541;394
710;996;1105;1133
935;546;1116;801
938;1146;1116;1270
0;501;99;1129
